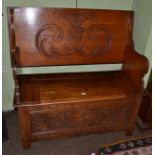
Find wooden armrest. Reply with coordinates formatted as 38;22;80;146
122;46;149;92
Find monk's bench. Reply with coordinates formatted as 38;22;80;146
8;7;149;148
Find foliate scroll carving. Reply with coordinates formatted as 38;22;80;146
35;24;64;57
30;103;132;133
35;10;112;57
87;24;111;55
53;10;96;27
31;110;76;132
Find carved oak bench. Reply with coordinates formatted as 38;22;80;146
8;7;149;149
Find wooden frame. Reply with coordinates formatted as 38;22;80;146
7;7;149;149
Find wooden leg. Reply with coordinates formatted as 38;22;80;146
21;139;31;149
126;96;142;137
18;107;31;149
126;129;133;136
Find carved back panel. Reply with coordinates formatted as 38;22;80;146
8;7;133;67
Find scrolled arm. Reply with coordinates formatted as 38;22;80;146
122;46;149;92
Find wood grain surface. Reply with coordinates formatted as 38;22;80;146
8;8;133;67
7;7;149;149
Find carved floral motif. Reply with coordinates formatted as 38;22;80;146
35;10;112;57
31;104;131;133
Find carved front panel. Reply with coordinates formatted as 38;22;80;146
29;99;134;134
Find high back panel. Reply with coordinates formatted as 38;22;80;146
8;7;133;67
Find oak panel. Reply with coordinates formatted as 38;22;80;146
28;99;134;140
8;8;133;67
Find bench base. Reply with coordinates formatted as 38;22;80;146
15;71;142;149
17;97;140;149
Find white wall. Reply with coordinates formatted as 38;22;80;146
132;0;152;87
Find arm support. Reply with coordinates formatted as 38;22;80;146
122;46;149;92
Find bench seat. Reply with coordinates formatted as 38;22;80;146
18;71;138;106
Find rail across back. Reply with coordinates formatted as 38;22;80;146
8;7;133;67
